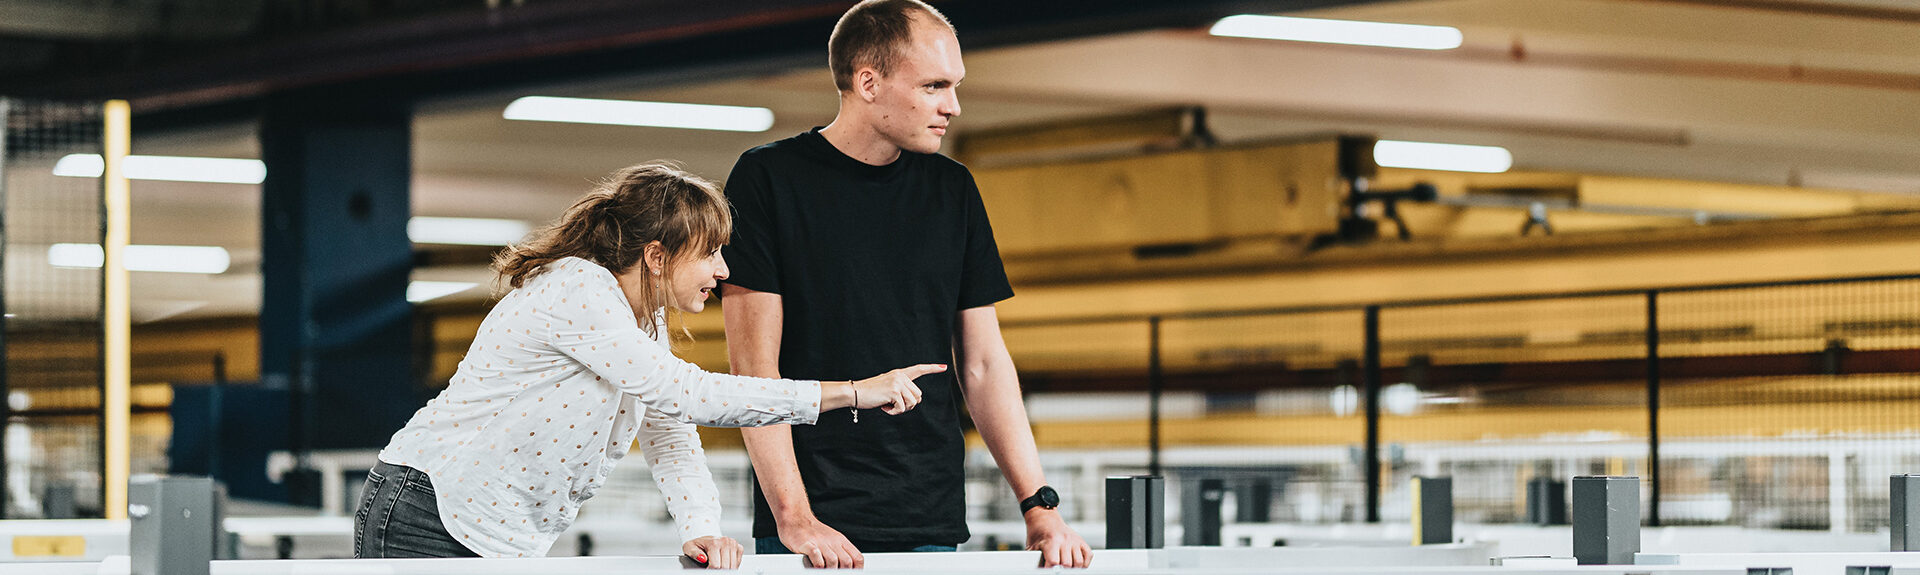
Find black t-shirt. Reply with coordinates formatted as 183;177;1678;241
721;129;1014;545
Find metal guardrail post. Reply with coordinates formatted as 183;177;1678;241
1412;476;1453;545
1891;474;1920;551
1572;476;1640;565
129;476;214;575
1106;475;1164;549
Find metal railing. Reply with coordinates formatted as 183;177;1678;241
1004;271;1920;529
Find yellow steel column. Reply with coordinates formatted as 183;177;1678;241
102;100;131;520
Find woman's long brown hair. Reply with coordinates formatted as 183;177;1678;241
493;162;731;338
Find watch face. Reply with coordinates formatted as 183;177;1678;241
1039;486;1059;507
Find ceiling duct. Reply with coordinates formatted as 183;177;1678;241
0;0;260;41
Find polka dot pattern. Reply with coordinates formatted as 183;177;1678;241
376;257;823;557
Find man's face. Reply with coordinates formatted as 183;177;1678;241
870;17;964;155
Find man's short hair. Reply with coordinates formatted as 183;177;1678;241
828;0;954;93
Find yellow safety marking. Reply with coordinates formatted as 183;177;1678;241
13;535;86;557
1410;476;1426;545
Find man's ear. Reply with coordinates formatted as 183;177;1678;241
856;67;882;102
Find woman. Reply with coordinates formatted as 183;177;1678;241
354;162;939;564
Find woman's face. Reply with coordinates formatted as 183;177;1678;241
665;246;729;313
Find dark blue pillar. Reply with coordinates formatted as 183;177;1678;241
259;93;416;466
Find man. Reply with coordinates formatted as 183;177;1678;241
718;0;1092;568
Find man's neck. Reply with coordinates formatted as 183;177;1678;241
820;115;903;167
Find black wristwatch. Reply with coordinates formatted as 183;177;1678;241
1020;485;1060;514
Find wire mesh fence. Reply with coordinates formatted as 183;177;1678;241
1378;295;1650;525
2;97;108;518
1657;278;1920;531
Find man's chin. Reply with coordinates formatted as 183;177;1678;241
884;132;944;155
907;139;944;155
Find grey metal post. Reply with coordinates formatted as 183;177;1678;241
1106;475;1164;549
1412;476;1453;545
0;97;9;520
1528;476;1568;525
1181;477;1224;546
1646;290;1663;527
211;482;232;560
1363;306;1382;523
1237;478;1272;523
1148;317;1163;477
209;353;226;484
43;482;77;519
1891;474;1920;551
129;476;214;575
1572;476;1640;565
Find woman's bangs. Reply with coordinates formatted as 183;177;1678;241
694;206;732;254
669;193;731;257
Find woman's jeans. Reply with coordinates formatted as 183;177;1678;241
353;461;479;558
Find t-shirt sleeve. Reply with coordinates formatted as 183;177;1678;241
956;172;1015;310
720;153;782;295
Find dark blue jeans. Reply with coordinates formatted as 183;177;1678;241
756;537;956;554
354;461;479;558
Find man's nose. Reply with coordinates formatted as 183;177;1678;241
942;89;961;118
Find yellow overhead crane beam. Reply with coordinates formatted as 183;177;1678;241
952;106;1212;167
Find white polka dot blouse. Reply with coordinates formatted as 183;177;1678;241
378;257;823;557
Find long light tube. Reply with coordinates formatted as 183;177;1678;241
53;154;266;184
49;244;232;274
408;281;479;303
1373;140;1513;173
1210;14;1463;50
504;96;776;132
408;217;533;246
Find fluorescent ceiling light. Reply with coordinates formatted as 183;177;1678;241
504;96;776;132
1209;14;1463;50
409;217;533;246
53;154;266;184
1373;140;1513;173
408;281;479;303
49;244;232;274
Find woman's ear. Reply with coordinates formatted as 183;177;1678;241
642;241;666;276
